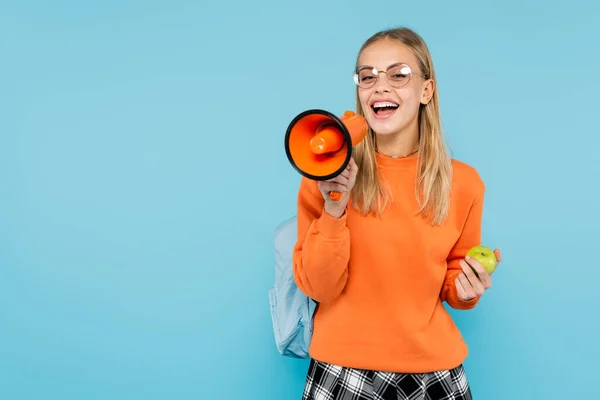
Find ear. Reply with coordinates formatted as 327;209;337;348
420;79;435;105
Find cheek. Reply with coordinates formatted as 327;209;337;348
358;90;370;110
395;88;421;107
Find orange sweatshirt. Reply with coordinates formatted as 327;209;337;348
292;153;486;373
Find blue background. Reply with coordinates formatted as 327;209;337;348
1;1;599;399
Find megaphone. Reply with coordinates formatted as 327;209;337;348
285;109;369;201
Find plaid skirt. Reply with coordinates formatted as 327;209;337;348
302;358;472;400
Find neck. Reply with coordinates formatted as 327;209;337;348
375;130;419;158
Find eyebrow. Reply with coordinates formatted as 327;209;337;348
355;62;407;70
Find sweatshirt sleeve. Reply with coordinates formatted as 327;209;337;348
441;176;486;310
292;177;350;304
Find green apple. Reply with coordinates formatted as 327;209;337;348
466;245;498;276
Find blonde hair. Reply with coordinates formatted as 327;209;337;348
350;27;452;226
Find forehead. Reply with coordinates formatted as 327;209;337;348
357;39;417;69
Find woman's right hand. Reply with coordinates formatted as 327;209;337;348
318;157;358;219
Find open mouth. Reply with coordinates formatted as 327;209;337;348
371;101;399;117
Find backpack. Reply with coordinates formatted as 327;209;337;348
268;215;317;359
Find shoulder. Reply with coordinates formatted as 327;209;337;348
450;159;485;201
451;159;484;184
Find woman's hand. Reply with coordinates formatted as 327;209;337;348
318;157;358;219
456;249;502;301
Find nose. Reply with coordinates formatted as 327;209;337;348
373;72;391;92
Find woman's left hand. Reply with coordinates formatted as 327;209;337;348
455;249;502;301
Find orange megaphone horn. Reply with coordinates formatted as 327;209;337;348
284;109;369;201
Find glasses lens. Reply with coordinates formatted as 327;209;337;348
386;64;411;87
356;68;376;88
354;64;412;88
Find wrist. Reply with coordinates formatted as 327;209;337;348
324;204;346;219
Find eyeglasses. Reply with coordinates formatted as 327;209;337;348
353;63;426;89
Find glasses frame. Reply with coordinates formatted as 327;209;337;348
353;62;426;89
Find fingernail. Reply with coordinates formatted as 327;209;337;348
465;256;471;260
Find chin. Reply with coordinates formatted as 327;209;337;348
365;112;406;136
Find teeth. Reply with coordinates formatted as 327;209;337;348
372;101;399;108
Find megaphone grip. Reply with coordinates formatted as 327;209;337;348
329;191;342;201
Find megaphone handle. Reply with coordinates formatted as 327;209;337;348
329;191;342;201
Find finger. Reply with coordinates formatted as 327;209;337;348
456;274;475;300
318;182;348;195
347;159;359;185
494;248;502;263
455;275;467;299
319;181;347;191
326;161;353;183
326;170;350;183
327;174;349;186
464;256;492;289
335;164;351;179
460;259;488;293
458;273;478;299
349;157;359;174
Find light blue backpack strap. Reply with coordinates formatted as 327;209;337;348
269;215;316;359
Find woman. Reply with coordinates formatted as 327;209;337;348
292;26;502;399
